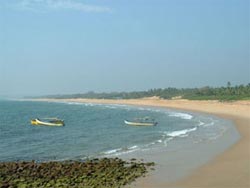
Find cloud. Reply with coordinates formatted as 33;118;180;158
8;0;112;13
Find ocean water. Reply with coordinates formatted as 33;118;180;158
0;100;239;163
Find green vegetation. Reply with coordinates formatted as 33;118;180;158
39;83;250;101
0;158;154;188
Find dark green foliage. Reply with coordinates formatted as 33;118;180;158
183;84;250;101
35;83;250;101
0;158;154;188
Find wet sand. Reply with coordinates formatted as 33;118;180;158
31;98;250;188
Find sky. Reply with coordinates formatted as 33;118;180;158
0;0;249;96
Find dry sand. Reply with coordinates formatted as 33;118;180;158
33;98;250;188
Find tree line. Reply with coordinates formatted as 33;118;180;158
41;83;250;101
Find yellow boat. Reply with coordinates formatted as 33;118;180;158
31;118;64;127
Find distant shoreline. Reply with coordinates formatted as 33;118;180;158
28;98;250;188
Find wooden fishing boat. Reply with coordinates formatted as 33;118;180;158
124;118;157;126
31;118;64;126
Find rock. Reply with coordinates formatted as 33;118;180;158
0;158;154;188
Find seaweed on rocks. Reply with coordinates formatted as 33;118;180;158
0;158;155;188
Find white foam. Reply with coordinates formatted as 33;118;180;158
169;112;193;120
75;102;85;105
104;104;132;111
203;122;215;127
112;150;136;156
146;139;163;147
102;145;140;156
164;137;174;146
128;145;138;150
63;102;92;106
111;148;140;156
111;104;128;107
166;127;197;137
104;105;118;109
103;148;122;155
84;103;96;107
198;121;205;126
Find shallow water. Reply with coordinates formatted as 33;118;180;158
0;100;239;164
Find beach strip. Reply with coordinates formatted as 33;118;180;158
32;98;250;188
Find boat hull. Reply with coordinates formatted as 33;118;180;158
124;120;157;126
31;119;64;127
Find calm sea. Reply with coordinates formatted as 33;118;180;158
0;100;238;162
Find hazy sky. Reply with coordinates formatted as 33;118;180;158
0;0;249;96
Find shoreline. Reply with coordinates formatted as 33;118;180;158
172;114;250;188
27;98;250;188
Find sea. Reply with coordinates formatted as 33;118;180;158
0;99;240;173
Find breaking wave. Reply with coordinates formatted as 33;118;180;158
168;112;193;120
165;127;197;137
102;145;140;156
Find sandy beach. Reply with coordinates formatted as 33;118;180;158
33;98;250;188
